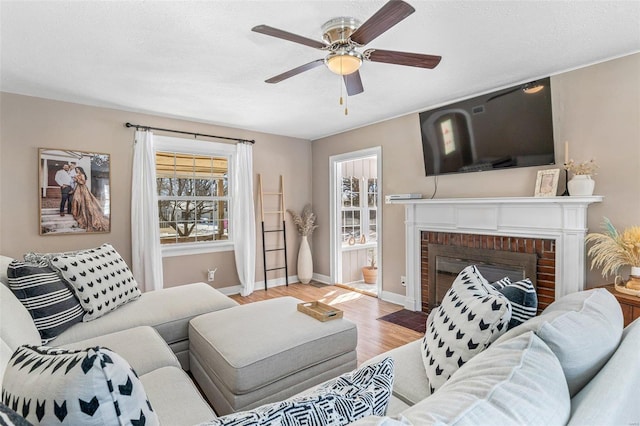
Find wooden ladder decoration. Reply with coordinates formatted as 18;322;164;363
258;174;289;290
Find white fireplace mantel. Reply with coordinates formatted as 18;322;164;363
389;196;603;311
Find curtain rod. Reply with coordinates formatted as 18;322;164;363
125;122;255;144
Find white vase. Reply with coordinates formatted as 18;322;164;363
567;175;595;196
297;235;313;284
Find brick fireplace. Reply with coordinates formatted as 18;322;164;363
389;196;603;311
420;232;556;313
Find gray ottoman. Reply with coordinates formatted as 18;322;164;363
189;296;358;415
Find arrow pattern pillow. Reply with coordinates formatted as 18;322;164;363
1;345;158;426
421;265;512;393
50;244;141;322
491;277;538;329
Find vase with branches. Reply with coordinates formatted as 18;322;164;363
287;205;318;284
586;217;640;290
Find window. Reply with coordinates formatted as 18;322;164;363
341;176;377;245
154;136;235;256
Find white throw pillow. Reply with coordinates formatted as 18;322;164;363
201;357;395;426
1;345;159;425
49;244;141;321
421;265;511;393
402;332;570;426
493;288;623;396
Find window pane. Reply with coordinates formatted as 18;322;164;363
351;178;360;207
367;178;377;207
369;210;377;242
194;179;213;196
155;149;231;247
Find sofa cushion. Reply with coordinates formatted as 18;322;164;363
364;339;429;406
51;282;238;348
421;265;511;393
60;326;180;376
140;366;216;425
491;277;538;329
1;345;159;425
493;288;623;396
7;260;84;343
202;357;394;426
0;255;13;285
568;318;640;426
400;332;570;426
0;285;41;385
50;243;141;321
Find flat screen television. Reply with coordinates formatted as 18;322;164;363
419;77;555;176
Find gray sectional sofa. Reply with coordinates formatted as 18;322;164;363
2;249;640;425
0;254;235;425
354;288;640;425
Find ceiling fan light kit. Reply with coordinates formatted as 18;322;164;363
252;0;441;111
326;50;363;75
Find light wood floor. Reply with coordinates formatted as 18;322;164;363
230;283;422;365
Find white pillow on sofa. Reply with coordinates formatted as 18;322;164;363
401;332;570;426
493;288;623;396
421;265;511;393
1;345;159;425
50;244;141;322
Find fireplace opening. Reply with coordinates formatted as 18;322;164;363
427;244;537;310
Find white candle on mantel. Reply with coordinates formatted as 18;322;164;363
564;141;569;165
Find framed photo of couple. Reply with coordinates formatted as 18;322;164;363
38;148;111;235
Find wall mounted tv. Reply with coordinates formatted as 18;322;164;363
419;77;555;176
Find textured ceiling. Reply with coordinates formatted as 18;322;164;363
1;1;639;140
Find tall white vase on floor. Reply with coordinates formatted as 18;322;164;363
297;236;313;284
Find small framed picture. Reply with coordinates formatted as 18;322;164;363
534;169;560;197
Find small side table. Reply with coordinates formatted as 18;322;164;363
600;284;640;326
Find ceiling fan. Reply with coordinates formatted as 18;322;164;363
251;0;442;97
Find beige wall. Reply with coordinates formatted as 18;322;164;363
0;93;312;290
312;53;640;296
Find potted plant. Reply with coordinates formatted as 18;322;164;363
586;217;640;290
361;248;378;284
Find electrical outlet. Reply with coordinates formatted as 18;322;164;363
401;276;406;287
207;268;218;282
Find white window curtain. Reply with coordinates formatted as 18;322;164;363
131;130;164;292
233;142;256;296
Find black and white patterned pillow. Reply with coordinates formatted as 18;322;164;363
421;265;512;394
1;345;158;426
203;357;394;426
491;277;538;329
7;260;84;344
0;402;33;426
23;249;84;267
50;244;141;321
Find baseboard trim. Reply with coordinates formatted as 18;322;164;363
380;290;406;307
218;275;298;296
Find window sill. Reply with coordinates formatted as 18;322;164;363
161;241;234;257
341;241;378;252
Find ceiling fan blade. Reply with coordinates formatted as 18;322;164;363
350;0;415;46
364;49;441;69
252;25;327;49
265;59;326;84
343;71;364;96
